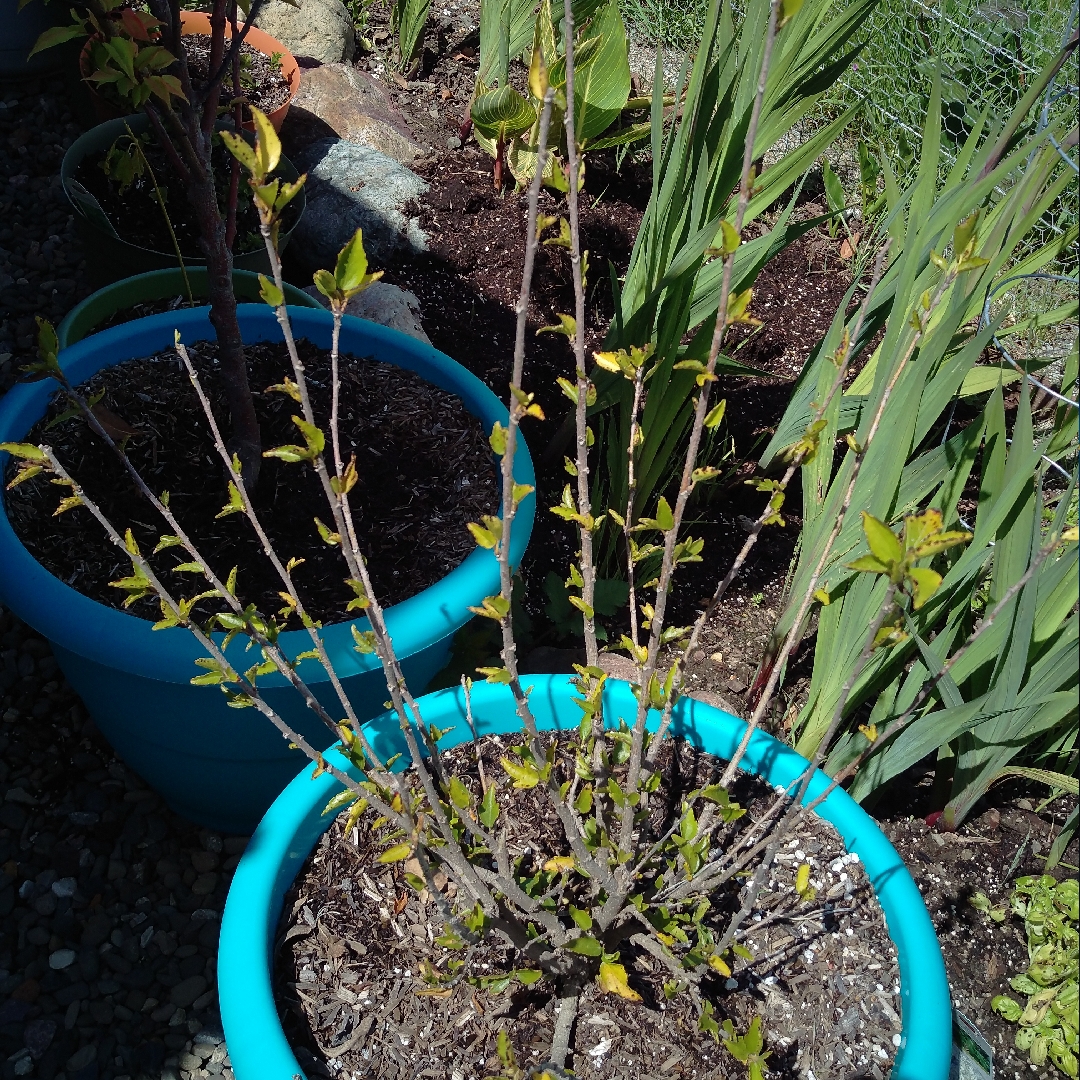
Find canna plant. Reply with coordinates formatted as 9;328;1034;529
29;0;295;488
468;0;654;190
751;40;1079;834
5;5;1074;1075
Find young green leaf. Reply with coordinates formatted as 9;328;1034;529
258;274;284;308
598;961;642;1001
500;757;541;788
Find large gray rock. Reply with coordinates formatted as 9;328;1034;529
252;0;355;64
291;139;429;274
303;282;431;344
282;63;420;164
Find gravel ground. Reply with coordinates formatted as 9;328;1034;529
0;74;93;396
0;68;253;1080
0;605;249;1080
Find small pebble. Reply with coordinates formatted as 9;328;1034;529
48;949;76;970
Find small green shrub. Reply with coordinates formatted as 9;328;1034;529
972;875;1079;1076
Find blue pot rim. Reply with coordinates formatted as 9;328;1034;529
218;675;952;1080
0;304;534;686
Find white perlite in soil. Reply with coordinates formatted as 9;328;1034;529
279;772;903;1080
736;805;903;1079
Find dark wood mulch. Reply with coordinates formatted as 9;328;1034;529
874;772;1079;1080
373;148;862;652
5;337;499;621
276;734;903;1079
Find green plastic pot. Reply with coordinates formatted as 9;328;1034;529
218;675;953;1079
61;114;306;288
56;268;321;349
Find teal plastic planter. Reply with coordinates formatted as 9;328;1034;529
56;268;322;349
0;305;534;833
219;676;952;1080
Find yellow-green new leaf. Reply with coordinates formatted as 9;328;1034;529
861;512;902;566
334;228;371;292
250;107;282;176
717;219;740;256
219;129;257;174
467;521;498;549
537;313;577;337
378;842;412;863
846;553;889;574
500;757;541;788
908;566;942;610
704;399;727;429
313;268;339;301
0;442;47;463
598;961;641;1001
258;274;284;308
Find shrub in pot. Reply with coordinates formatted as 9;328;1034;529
77;9;300;131
32;0;312;487
0;303;535;833
218;675;953;1079
61;113;307;288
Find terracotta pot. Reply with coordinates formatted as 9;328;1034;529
79;9;300;131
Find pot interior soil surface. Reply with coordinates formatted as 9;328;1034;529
276;735;903;1080
82;292;202;340
5;337;499;621
183;32;292;118
72;131;297;259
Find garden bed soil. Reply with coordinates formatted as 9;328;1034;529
876;776;1079;1080
5;338;499;621
183;33;292;118
276;735;904;1080
370;145;857;660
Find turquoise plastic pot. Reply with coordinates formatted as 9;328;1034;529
56;268;322;349
0;305;534;833
218;675;952;1080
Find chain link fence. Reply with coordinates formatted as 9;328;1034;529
627;0;1078;260
810;0;1078;261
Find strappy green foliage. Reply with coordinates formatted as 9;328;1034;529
756;61;1078;832
591;0;878;570
392;0;431;73
471;0;648;187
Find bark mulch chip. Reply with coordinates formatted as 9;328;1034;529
183;33;293;119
